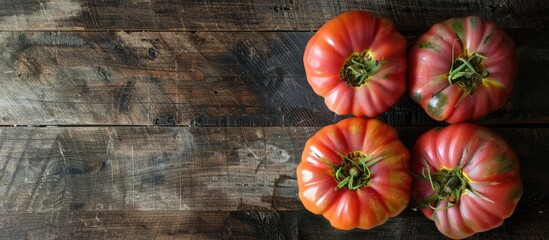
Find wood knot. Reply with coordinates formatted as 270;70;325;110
148;48;160;59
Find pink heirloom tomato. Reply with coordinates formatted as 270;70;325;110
411;123;522;239
408;16;517;123
303;11;407;117
297;117;411;230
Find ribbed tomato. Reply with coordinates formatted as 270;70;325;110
303;11;407;117
408;16;517;123
410;123;522;239
297;117;411;230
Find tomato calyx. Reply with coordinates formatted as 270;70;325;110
447;42;489;106
320;151;391;191
339;50;382;88
413;155;494;211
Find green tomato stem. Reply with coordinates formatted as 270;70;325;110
319;151;391;191
447;49;490;106
339;50;382;88
414;155;494;210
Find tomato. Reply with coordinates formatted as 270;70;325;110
410;123;522;239
303;11;407;117
297;117;411;230
408;16;517;123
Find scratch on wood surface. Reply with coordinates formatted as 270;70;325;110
106;129;115;182
190;32;205;72
25;156;49;211
57;141;66;165
94;213;103;226
179;134;183;210
0;140;13;184
244;145;265;174
78;218;88;226
238;143;290;174
114;81;134;113
147;86;151;123
131;145;135;208
38;0;49;24
43;108;79;125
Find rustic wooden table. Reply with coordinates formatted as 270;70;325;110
0;1;547;239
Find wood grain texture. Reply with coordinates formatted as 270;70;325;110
0;31;547;126
0;126;546;214
0;0;546;31
0;31;328;126
1;210;547;239
0;126;305;212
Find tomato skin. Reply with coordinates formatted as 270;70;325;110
408;16;517;123
303;11;407;117
411;124;522;239
297;117;411;230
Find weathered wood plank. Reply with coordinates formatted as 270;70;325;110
0;210;547;239
0;126;306;212
0;31;327;126
0;31;547;126
0;126;547;214
0;0;546;31
0;211;226;239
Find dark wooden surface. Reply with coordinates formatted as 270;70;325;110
0;0;548;239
